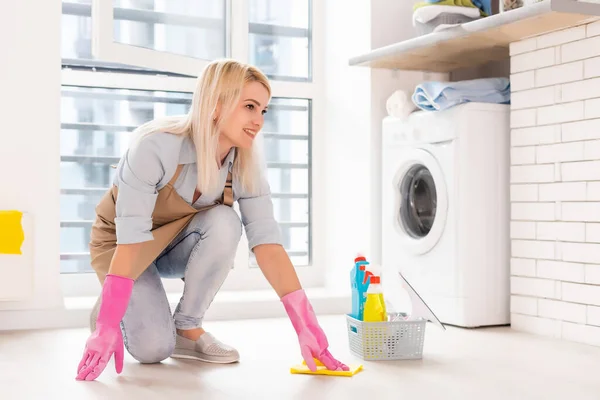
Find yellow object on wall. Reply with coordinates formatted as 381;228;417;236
0;211;25;255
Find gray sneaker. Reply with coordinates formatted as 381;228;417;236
171;332;240;364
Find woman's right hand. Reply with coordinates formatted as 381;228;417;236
76;324;124;381
75;273;134;381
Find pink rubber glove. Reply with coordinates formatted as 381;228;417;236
281;289;349;372
76;274;134;381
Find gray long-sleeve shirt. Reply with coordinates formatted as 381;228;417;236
111;132;282;250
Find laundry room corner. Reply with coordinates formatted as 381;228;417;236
348;0;600;348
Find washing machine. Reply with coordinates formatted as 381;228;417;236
381;102;510;328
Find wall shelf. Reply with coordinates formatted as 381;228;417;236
349;0;600;73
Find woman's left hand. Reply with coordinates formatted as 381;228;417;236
281;289;349;372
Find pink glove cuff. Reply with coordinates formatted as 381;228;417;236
96;274;134;328
281;289;320;336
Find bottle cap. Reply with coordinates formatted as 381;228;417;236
370;276;380;284
354;256;366;263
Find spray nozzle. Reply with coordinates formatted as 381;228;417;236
363;271;373;284
355;255;370;271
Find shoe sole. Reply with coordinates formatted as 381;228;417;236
170;348;239;364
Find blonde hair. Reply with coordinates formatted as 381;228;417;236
130;59;270;196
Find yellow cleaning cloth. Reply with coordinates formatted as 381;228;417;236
0;211;24;255
290;359;363;377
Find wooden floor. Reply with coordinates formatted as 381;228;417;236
2;315;600;400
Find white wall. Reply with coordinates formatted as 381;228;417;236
0;2;63;312
322;0;371;291
509;21;600;347
323;0;448;289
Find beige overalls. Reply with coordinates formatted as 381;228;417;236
89;164;234;285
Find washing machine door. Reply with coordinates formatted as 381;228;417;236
391;148;448;255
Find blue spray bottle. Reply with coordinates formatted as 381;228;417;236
351;255;370;320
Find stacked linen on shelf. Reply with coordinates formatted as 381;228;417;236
412;77;511;112
412;0;492;34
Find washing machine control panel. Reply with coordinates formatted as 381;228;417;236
383;115;457;145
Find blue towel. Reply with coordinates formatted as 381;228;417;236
471;0;491;15
412;77;510;111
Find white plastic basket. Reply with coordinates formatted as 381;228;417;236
346;314;426;361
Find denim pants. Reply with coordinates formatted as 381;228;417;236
91;205;242;363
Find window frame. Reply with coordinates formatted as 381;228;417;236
59;0;326;297
90;0;218;76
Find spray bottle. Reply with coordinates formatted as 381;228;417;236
351;255;370;320
362;265;387;322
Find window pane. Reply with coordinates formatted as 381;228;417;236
61;1;226;65
251;226;309;267
257;98;312;267
61;86;191;125
285;226;309;252
263;137;308;164
60;193;105;221
61;227;91;254
272;199;308;224
60;85;193;274
61;12;93;60
61;129;131;158
261;98;311;265
60;161;117;190
248;0;311;81
267;168;309;194
290;254;309;266
264;98;310;135
61;259;91;274
113;0;226;60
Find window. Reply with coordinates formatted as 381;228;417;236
60;86;193;273
60;0;323;295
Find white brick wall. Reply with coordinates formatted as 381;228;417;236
510;22;600;348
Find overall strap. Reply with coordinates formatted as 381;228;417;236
168;165;184;187
222;171;233;206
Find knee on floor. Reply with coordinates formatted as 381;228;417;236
127;337;176;364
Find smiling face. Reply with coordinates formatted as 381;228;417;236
218;81;270;151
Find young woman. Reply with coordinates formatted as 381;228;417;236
75;59;348;381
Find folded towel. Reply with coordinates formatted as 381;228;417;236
421;0;491;14
414;0;477;11
413;5;481;25
386;90;418;119
413;0;487;16
433;22;471;32
412;78;511;111
472;0;492;15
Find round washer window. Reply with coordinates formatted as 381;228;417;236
397;164;437;238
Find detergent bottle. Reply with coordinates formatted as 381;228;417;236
362;267;387;322
351;255;370;320
362;264;387;317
